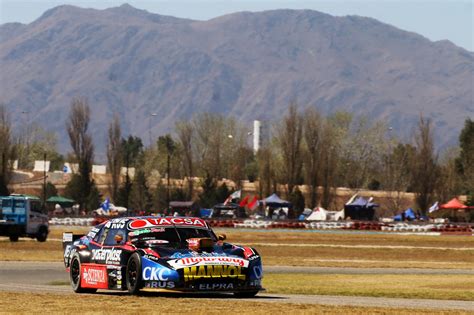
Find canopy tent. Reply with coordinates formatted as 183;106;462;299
348;197;379;208
393;208;417;221
306;207;344;221
46;195;75;215
46;196;75;204
260;194;293;219
261;194;292;207
344;196;378;221
440;198;467;209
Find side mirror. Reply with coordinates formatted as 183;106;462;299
218;234;226;241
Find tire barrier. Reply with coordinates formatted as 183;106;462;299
49;217;95;226
49;217;473;235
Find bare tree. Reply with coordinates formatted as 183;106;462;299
303;107;322;208
276;103;304;194
256;145;276;198
383;142;416;212
0;105;15;195
193;113;225;179
107;114;122;203
411;115;439;215
320;121;339;209
176;121;194;198
66;97;95;210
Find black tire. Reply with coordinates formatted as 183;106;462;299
234;291;259;298
70;254;97;294
126;253;143;295
9;235;19;242
36;226;48;242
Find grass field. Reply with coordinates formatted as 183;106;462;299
0;292;470;315
1;227;472;269
264;274;474;301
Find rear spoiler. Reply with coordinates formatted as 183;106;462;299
62;232;84;250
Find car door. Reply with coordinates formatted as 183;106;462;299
91;225;125;266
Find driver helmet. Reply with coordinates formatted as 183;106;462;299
114;232;124;244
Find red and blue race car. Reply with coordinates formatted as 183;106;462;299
62;216;264;297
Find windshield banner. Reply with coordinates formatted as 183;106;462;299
128;218;207;230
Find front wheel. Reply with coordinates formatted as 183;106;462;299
9;235;19;242
126;253;143;295
70;254;97;293
234;291;259;298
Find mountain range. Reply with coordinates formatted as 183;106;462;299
1;4;472;156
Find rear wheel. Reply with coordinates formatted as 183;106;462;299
36;226;48;242
70;254;97;293
234;291;259;298
9;235;19;242
126;253;143;295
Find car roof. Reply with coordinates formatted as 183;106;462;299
103;216;209;230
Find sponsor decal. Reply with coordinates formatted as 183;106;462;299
169;257;249;269
81;265;108;289
87;227;101;238
144;254;160;262
141;257;179;282
129;228;165;237
183;265;246;282
243;247;255;259
129;218;207;230
105;218;128;229
249;279;261;287
198;283;234;290
253;266;263;280
143;267;173;281
144;281;176;289
63;233;73;242
92;248;122;264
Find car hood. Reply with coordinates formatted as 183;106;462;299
166;255;250;270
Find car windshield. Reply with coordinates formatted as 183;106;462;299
128;226;216;249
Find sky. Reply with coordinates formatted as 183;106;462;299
0;0;472;51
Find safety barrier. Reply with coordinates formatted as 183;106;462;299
49;217;473;234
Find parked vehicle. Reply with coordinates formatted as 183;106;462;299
0;194;49;242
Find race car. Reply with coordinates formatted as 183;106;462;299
62;216;264;296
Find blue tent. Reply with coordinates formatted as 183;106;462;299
199;208;213;218
394;208;416;221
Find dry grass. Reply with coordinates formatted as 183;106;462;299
217;229;474;248
1;227;472;269
264;274;474;301
0;292;469;315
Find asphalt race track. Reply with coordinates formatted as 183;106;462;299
0;261;472;311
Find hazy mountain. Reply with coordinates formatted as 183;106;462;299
1;4;472;156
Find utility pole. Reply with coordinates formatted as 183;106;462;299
43;152;47;211
21;110;29;169
149;113;157;147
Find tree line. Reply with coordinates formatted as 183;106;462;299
0;100;472;217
